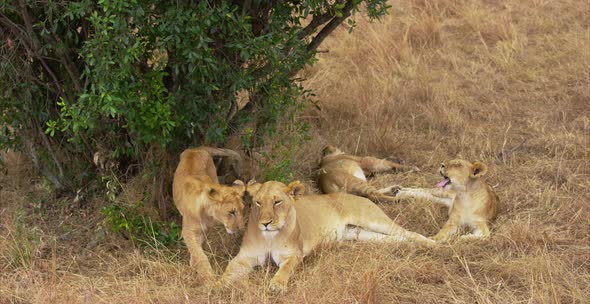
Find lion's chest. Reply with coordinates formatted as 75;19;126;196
254;243;299;267
253;233;301;267
451;194;487;225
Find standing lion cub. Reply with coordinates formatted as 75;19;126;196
173;147;247;281
394;159;499;241
318;145;419;203
217;180;434;292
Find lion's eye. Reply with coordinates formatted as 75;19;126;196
254;201;261;207
229;210;236;216
274;200;282;206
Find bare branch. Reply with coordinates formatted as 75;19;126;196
23;135;63;190
51;33;83;93
34;119;65;179
298;12;333;40
307;0;355;52
4;6;72;103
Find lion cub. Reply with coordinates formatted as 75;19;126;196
318;145;418;203
395;159;499;241
173;147;247;281
218;180;433;292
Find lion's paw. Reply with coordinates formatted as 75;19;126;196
269;278;288;294
384;185;402;196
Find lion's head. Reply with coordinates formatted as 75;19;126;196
437;159;488;191
322;145;344;157
248;181;305;234
205;180;247;233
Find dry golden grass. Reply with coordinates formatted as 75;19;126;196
1;0;589;303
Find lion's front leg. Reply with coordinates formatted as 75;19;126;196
181;218;214;281
396;188;454;207
433;217;460;242
217;253;258;287
460;221;491;240
269;254;303;293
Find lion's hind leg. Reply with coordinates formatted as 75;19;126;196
343;198;434;246
344;178;400;204
343;225;407;242
359;156;419;174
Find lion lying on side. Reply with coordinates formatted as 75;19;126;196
217;180;434;292
173;147;247;281
394;159;499;241
318;145;419;203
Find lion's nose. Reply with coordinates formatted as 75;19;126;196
261;221;272;228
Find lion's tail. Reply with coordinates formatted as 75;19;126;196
200;147;244;178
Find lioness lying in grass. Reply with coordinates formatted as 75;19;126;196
217;180;434;292
318;144;419;203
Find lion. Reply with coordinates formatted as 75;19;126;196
172;147;247;281
318;145;419;203
394;159;499;241
217;180;434;292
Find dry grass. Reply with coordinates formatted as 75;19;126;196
1;0;589;303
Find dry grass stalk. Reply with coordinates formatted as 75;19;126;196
1;0;589;303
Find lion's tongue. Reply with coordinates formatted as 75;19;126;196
436;178;450;188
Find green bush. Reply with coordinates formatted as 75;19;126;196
101;202;181;249
0;0;390;209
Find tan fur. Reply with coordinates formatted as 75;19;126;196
395;159;499;241
218;180;434;293
172;147;246;281
318;145;418;203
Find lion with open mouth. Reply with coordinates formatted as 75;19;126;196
394;159;499;241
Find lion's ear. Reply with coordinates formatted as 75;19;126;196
240;180;261;205
322;145;339;156
471;161;488;178
286;181;305;198
207;187;222;201
232;180;247;196
245;180;261;196
232;179;245;189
